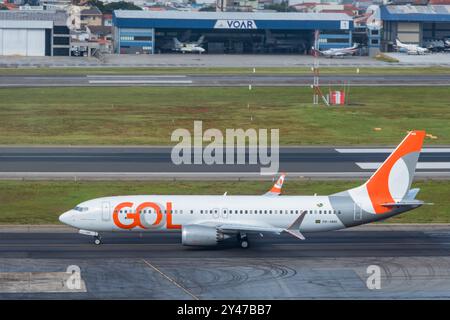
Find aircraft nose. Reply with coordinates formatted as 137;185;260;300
59;211;73;225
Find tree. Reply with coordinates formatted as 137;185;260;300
199;6;216;12
104;1;142;13
88;0;142;14
88;0;105;12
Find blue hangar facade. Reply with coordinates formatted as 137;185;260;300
379;5;450;52
112;11;354;54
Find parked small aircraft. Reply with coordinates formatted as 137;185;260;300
173;36;205;54
395;39;429;55
313;44;359;58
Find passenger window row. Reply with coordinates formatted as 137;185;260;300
117;209;342;215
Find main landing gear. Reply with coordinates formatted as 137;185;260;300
238;233;249;249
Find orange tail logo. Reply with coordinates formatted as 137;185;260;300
366;130;425;213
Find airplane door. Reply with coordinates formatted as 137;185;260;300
354;203;362;221
221;208;228;220
102;201;111;222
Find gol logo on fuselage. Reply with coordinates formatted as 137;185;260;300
112;201;181;230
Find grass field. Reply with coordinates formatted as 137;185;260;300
1;66;450;75
0;180;447;224
0;86;449;145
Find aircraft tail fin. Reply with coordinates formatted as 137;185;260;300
196;35;205;45
173;38;182;48
264;173;286;196
340;130;425;214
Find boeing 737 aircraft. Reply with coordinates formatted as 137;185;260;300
59;131;427;248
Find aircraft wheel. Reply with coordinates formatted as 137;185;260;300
94;237;101;245
238;233;249;249
240;240;249;249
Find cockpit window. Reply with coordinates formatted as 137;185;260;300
74;206;89;212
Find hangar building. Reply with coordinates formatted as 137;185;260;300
380;5;450;51
112;11;353;54
0;10;70;56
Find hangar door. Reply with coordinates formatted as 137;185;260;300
0;28;46;56
397;22;420;45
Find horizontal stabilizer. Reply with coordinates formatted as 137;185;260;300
381;200;431;207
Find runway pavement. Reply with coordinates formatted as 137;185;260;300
1;225;450;299
2;53;450;67
1;74;450;87
0;146;449;180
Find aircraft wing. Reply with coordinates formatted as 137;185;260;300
217;223;284;234
203;211;307;240
264;173;286;196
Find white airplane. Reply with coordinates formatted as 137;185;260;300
313;44;359;58
173;36;205;54
395;39;429;55
59;131;427;248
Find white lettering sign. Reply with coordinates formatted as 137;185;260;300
340;20;349;30
214;20;257;29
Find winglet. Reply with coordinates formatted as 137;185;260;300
264;173;286;196
284;211;307;240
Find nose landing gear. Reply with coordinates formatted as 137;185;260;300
94;236;102;245
79;229;102;245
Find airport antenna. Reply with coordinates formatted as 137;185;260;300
312;30;329;106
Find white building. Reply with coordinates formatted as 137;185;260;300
0;10;70;56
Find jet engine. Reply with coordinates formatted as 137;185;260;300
181;225;227;246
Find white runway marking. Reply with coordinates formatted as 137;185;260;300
88;80;193;84
86;75;187;78
336;148;450;153
0;272;87;293
356;162;450;169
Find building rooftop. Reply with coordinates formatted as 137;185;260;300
87;25;112;36
0;9;67;25
381;5;450;21
113;10;353;21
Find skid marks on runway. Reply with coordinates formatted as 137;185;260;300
2;256;450;299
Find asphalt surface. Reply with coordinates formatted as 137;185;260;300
2;53;450;67
1;74;450;87
0;146;449;179
1;226;449;259
1;225;450;299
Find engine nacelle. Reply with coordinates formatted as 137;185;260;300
181;225;224;246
